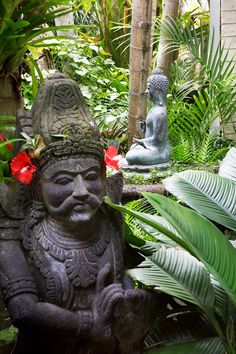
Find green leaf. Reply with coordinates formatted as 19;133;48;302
138;216;178;247
28;59;38;99
0;116;15;121
27;54;44;84
142;193;236;306
0;165;3;183
1;1;13;18
0;160;10;176
12;20;30;31
0;138;24;149
210;276;229;320
128;247;215;310
0;325;17;344
125;223;158;255
0;124;15;132
104;197;192;253
145;337;224;354
163;170;236;231
218;147;236;182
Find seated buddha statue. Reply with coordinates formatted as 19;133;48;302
125;68;170;167
0;73;150;354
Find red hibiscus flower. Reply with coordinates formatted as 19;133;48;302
104;146;122;171
10;151;36;184
0;134;13;151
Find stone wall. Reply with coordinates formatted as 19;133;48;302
221;0;236;139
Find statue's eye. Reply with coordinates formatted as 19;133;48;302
54;177;72;185
84;172;98;181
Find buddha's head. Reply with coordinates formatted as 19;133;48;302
146;68;169;103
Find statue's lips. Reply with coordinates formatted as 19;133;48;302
73;203;89;211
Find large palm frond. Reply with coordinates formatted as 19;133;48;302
164;147;236;230
163;171;236;231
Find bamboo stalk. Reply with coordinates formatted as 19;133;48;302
128;0;153;146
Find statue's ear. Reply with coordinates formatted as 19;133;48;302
0;183;32;220
105;172;123;204
159;92;164;106
15;109;33;154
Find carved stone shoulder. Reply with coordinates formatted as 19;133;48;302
0;203;20;240
106;172;123;204
0;183;32;240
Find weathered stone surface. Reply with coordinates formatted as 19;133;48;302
0;74;151;354
120;158;170;172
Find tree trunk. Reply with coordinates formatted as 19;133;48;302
128;0;153;146
0;73;22;116
156;0;180;77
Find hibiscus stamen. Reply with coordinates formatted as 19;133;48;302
20;165;31;174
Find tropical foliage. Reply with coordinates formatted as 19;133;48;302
0;0;77;75
74;0;131;67
105;147;236;353
156;12;236;163
0;116;16;183
51;38;129;150
171;133;232;164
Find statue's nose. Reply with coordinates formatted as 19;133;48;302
72;175;88;200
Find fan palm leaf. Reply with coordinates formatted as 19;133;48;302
163;170;236;231
124;198;178;247
142;192;236;307
105;194;236;306
128;247;215;310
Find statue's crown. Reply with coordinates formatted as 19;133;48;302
31;72;104;170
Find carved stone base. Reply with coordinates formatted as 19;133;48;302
119;158;171;172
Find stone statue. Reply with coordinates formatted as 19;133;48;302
0;73;150;354
123;69;170;170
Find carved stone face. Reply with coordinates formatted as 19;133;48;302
146;84;166;108
41;157;105;226
146;82;163;102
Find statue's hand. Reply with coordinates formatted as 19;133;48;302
133;138;143;145
133;138;149;150
114;289;151;345
92;263;124;338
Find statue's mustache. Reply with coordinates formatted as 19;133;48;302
48;193;103;216
85;194;103;208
